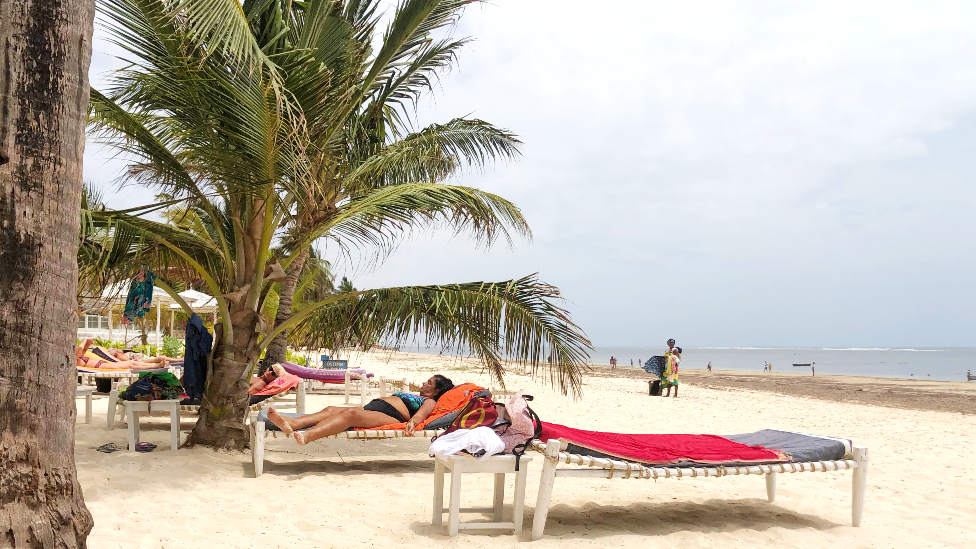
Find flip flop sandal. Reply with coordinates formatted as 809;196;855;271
96;443;119;453
135;442;157;452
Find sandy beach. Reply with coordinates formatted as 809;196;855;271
75;351;976;548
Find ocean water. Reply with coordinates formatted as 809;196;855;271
591;346;976;382
400;343;975;382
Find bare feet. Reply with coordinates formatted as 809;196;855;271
294;431;307;446
266;408;294;435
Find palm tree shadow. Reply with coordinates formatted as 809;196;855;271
243;458;433;478
410;499;843;540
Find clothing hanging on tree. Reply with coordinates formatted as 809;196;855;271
181;313;213;405
122;267;156;324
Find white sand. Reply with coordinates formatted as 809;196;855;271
75;350;976;548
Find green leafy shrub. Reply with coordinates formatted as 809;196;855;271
91;337;125;349
162;336;184;358
132;344;160;357
285;350;307;366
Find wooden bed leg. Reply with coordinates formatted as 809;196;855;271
765;472;777;502
493;472;505;523
852;446;868;526
107;385;119;430
449;459;463;536
432;459;445;525
344;370;352;404
360;374;367;407
252;420;265;477
532;440;563;541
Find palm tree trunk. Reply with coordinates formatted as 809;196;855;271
183;306;262;450
0;0;96;545
264;247;310;365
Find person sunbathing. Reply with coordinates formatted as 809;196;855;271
249;363;282;395
75;339;169;370
267;375;454;445
101;347;171;365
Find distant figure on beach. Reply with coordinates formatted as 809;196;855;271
812;364;815;377
763;363;768;373
610;356;617;369
768;363;772;373
707;361;712;372
630;359;633;366
663;345;681;397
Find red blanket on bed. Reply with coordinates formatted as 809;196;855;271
540;422;788;465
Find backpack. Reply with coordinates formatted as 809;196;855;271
493;391;542;471
435;390;499;438
120;372;183;402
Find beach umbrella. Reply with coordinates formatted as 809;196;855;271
642;356;666;377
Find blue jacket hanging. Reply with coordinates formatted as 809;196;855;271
182;313;213;404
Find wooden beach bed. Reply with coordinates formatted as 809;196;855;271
247;386;518;476
530;430;868;540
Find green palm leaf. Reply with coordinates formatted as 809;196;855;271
289;274;593;396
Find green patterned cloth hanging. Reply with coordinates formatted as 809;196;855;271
122;267;156;324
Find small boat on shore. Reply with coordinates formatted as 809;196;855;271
793;363;811;367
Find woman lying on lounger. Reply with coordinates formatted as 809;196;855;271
75;338;170;370
101;347;171;365
267;375;454;445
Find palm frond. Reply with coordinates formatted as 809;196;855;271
290;274;592;396
344;118;522;190
291;182;531;265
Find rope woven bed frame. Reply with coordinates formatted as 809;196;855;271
529;438;869;541
107;384;306;429
248;387;519;477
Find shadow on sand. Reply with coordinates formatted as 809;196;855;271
242;457;432;478
411;498;842;540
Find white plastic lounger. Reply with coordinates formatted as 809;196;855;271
530;438;868;541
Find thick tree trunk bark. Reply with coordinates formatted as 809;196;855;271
0;0;96;546
183;306;261;450
263;247;310;366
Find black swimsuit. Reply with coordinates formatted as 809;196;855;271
363;398;408;422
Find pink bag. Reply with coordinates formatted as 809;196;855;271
493;391;541;470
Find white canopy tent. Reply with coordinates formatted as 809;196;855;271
94;283;218;346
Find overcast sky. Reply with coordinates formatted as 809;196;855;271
85;1;976;348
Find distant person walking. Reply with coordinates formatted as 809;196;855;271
610;356;617;369
812;364;815;377
707;361;712;372
630;359;633;367
768;363;772;373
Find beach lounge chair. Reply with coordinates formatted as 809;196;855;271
278;361;376;405
247;384;519;476
108;375;306;429
529;425;868;540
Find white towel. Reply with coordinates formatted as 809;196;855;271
429;426;505;460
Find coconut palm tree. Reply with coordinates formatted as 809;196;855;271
0;0;96;544
86;0;591;449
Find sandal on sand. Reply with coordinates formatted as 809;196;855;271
134;442;157;453
96;443;119;453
